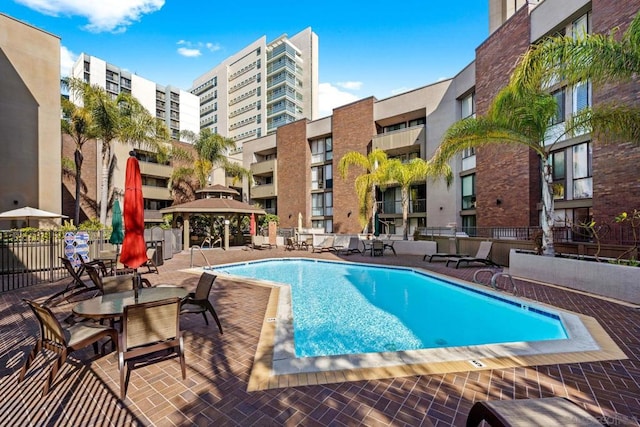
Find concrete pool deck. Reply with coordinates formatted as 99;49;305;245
1;246;639;425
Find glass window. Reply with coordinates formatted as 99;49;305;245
573;81;590;113
409;118;426;127
461;92;475;119
324;192;333;216
551;88;565;125
551;150;566;200
572;14;589;39
462;174;476;210
325;137;333;161
573;142;592;199
312;193;324;216
324;164;333;189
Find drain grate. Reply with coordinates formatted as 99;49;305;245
468;359;486;368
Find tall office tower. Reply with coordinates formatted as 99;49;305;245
71;53;199;140
190;27;319;152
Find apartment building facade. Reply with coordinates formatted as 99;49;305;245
243;0;640;236
0;13;61;228
190;28;318;194
69;54;200;222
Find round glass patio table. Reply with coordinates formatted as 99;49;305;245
73;287;188;321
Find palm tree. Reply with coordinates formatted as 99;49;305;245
430;83;590;256
378;158;452;240
337;149;388;233
61;96;97;226
171;129;252;195
66;78;165;224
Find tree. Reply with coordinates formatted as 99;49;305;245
171;129;252;196
337;149;388;233
512;10;640;144
430;83;589;256
61;96;97;226
378;158;452;240
66;78;165;224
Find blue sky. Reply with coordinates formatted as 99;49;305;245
3;0;489;117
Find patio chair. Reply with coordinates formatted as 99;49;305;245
382;240;397;256
142;248;159;274
180;273;223;334
119;297;185;399
466;397;602;426
312;235;337;253
339;236;362;255
43;256;105;306
251;235;273;249
446;241;500;269
423;238;467;262
85;263;152;295
18;299;118;396
370;239;384;256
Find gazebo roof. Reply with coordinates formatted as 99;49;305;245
159;198;266;215
196;184;240;196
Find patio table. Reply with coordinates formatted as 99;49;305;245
73;286;188;321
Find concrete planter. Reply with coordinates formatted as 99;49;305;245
509;249;640;304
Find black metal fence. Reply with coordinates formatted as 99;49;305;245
0;228;182;293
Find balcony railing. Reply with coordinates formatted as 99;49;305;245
376;199;426;214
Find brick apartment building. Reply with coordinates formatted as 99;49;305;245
243;0;640;238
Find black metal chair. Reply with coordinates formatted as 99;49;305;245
180;273;223;334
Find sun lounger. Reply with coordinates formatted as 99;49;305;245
423;238;467;262
312;235;338;253
337;236;362;255
251;235;273;249
446;241;499;268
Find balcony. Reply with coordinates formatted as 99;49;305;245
376;199;426;214
250;159;276;176
141;185;171;200
251;183;277;199
139;162;172;178
372;125;425;154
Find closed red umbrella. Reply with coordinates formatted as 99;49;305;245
120;152;147;271
249;212;256;236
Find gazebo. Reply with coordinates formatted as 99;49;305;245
160;185;266;249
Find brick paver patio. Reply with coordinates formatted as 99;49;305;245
0;246;638;426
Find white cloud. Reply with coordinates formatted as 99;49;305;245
60;45;76;78
205;42;221;52
15;0;164;33
318;83;360;118
337;81;363;91
177;47;202;58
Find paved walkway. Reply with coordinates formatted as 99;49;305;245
0;246;639;426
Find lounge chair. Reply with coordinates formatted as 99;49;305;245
312;235;337;253
251;235;273;249
423;238;467;262
446;241;500;268
466;397;602;426
43;256;108;306
18;299;118;396
142;248;159;274
119;297;185;399
338;236;362;255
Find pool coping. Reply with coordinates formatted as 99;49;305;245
199;258;628;392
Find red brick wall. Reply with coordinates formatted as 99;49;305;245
474;7;537;227
276;119;311;229
332;98;376;234
591;1;640;223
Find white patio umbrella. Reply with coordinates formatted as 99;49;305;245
0;206;68;227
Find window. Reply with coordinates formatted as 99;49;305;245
383;122;407;133
311;164;332;189
462;215;476;236
461;92;475;119
462;174;476;210
573;81;590;113
312;193;324;216
551;89;566;125
551;150;566;200
409;118;426;127
573;142;592;199
311;137;331;163
572;14;589;39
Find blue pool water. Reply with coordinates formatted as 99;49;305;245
211;259;568;358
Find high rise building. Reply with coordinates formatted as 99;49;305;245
71;53;200;140
190;27;318;149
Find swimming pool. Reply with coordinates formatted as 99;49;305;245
213;258;600;375
212;259;566;357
